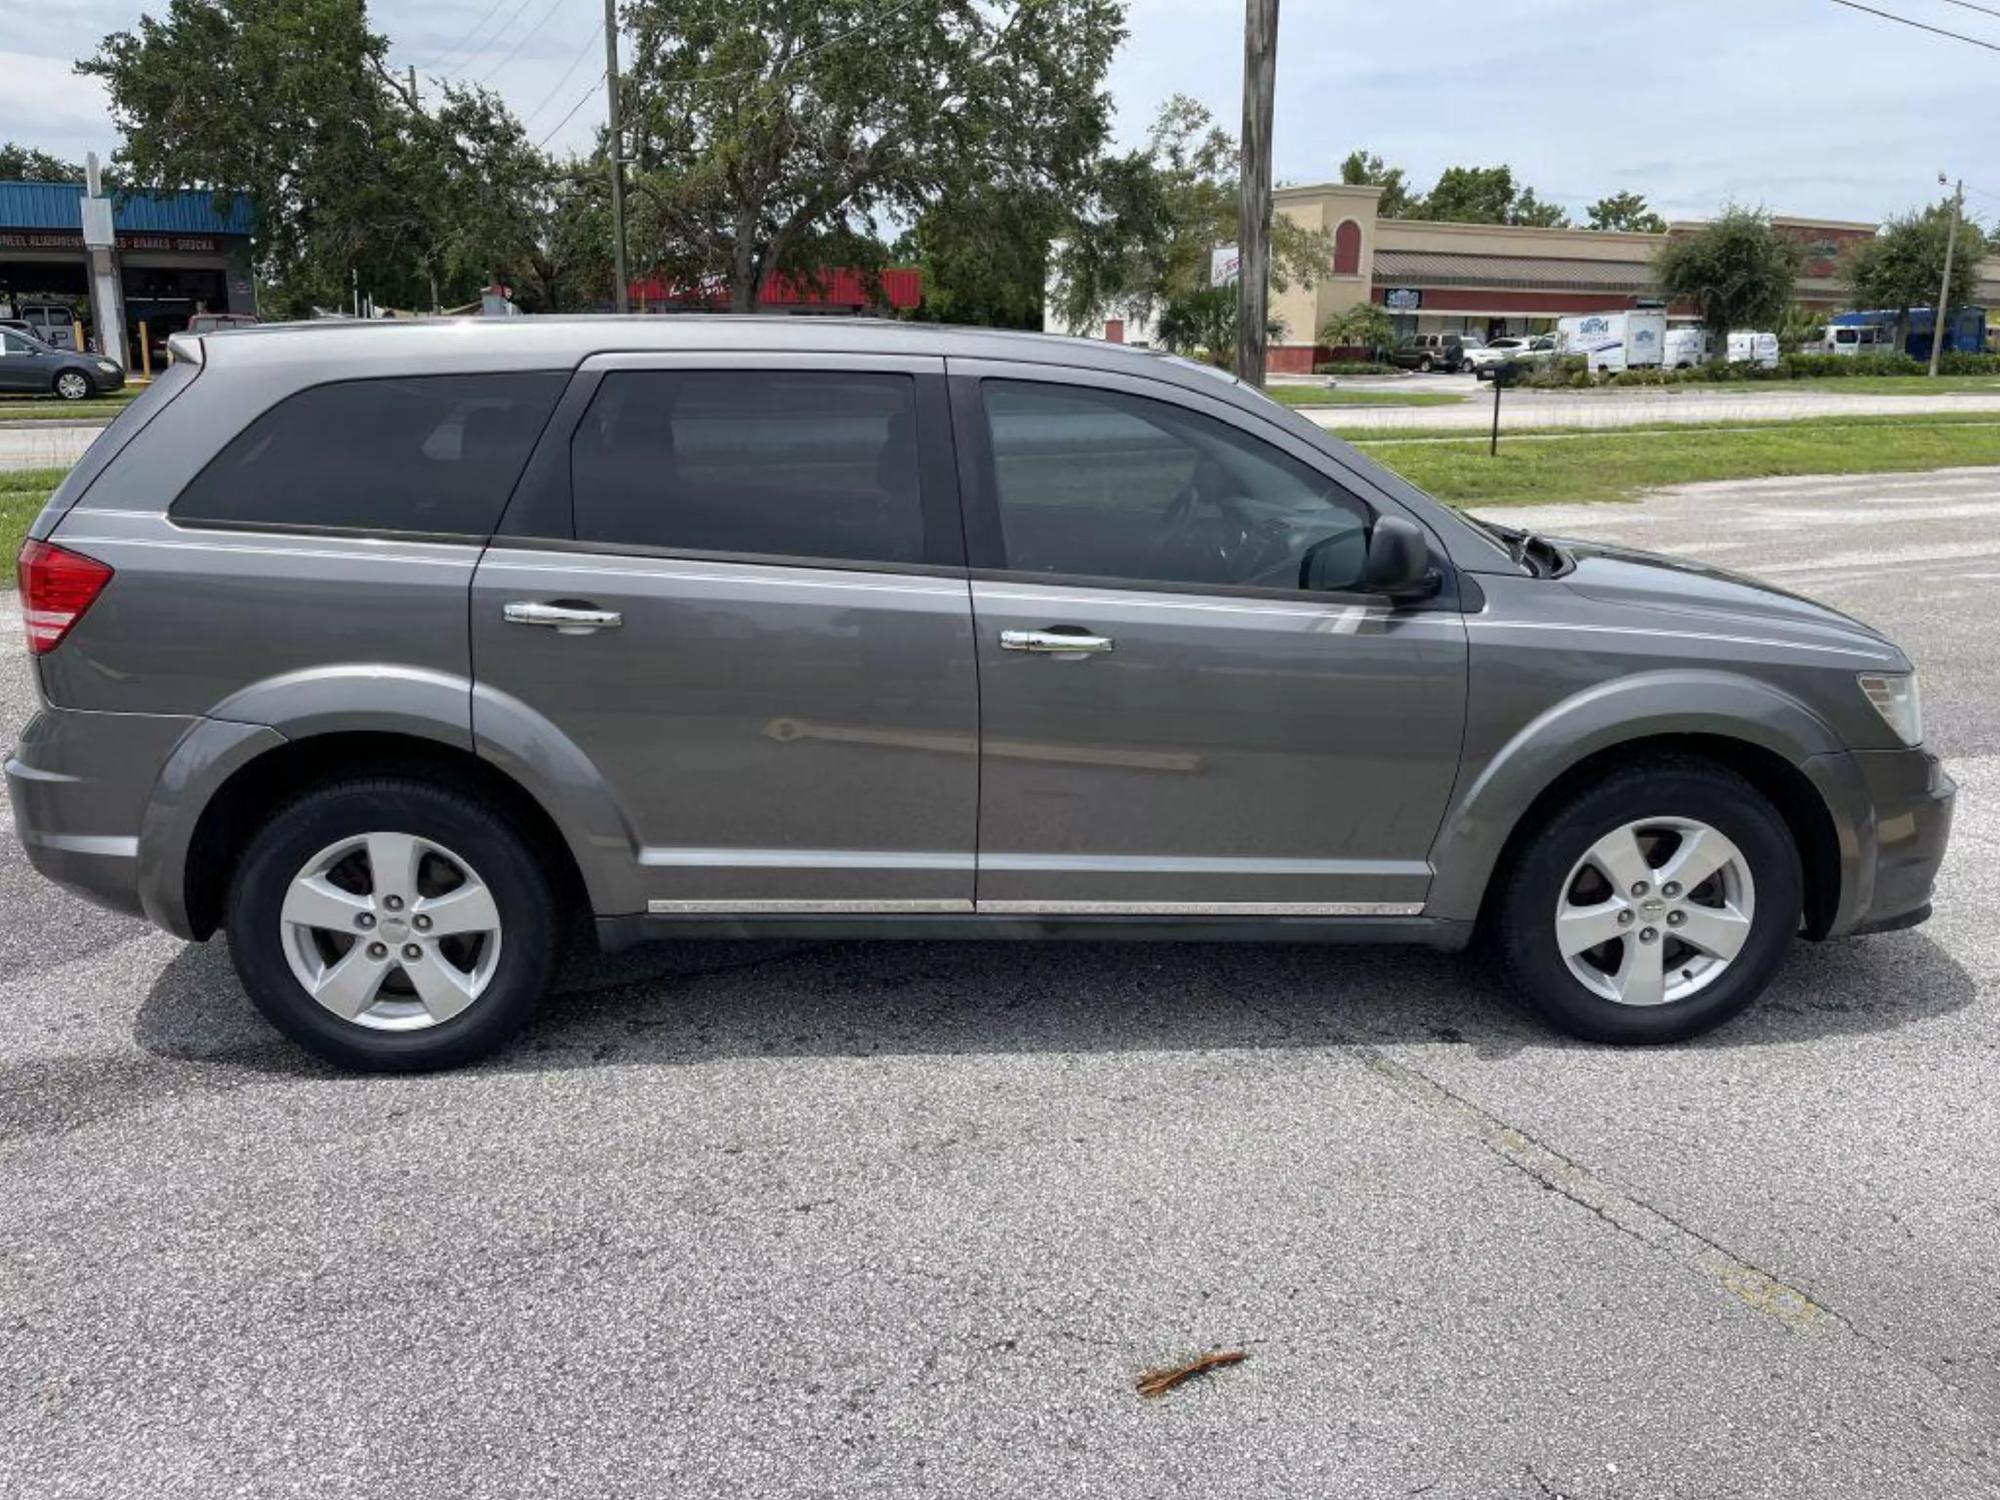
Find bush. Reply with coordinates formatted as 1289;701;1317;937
1311;360;1398;376
1777;351;1925;378
1525;355;1587;389
1938;351;2000;375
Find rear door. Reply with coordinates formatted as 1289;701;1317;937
471;353;979;913
0;330;42;391
951;362;1468;914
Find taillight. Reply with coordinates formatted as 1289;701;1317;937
18;540;113;655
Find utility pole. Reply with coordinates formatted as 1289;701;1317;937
1929;173;1962;379
1235;0;1279;386
604;0;631;315
408;64;418;107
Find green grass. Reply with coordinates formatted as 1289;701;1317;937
0;467;67;564
1327;408;2000;443
0;387;139;426
1265;386;1466;409
1356;416;2000;505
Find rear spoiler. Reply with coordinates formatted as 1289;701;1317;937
166;332;203;367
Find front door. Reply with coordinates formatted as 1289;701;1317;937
951;363;1468;914
0;330;43;392
472;354;979;913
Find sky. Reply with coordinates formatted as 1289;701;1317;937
2;0;1996;230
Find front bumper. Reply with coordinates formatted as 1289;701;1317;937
1848;747;1955;935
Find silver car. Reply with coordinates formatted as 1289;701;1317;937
7;319;1953;1069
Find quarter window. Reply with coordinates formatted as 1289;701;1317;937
569;370;924;564
172;373;565;536
977;380;1373;594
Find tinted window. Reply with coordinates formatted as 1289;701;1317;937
0;332;34;355
172;373;564;536
570;370;923;564
979;381;1372;593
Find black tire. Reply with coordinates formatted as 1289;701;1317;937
225;776;559;1071
1495;757;1801;1044
1418;355;1434;372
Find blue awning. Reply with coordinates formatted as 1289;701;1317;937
0;181;253;236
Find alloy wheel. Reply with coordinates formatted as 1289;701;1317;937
1554;816;1756;1008
279;832;503;1031
55;372;89;401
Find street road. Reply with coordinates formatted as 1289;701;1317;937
1299;374;2000;432
2;469;1997;1498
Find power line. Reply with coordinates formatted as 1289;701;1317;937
406;0;514;73
479;0;575;85
536;71;606;148
1936;0;2000;20
1821;0;2000;50
523;19;605;124
444;0;540;79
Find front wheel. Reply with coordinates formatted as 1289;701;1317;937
54;370;93;401
1496;759;1801;1044
226;777;560;1070
1418;355;1434;372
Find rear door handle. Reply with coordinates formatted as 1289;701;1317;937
504;601;623;635
999;628;1115;656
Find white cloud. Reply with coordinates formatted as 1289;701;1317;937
0;50;116;163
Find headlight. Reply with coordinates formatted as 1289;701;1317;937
1858;672;1922;746
96;360;119;372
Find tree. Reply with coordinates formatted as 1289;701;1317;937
1842;199;1987;351
1586;190;1667;234
898;183;1061;328
1652;206;1803;361
618;0;1122;313
1155;284;1282;366
81;0;577;315
1052;95;1330;333
1317;302;1393;359
1339;149;1415;218
1394;164;1570;227
0;143;89;182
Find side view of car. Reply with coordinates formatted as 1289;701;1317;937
8;319;1953;1070
1390;331;1483;373
0;326;126;400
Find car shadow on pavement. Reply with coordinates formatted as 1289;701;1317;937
134;925;1978;1079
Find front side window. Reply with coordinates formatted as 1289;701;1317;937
569;370;924;565
172;372;565;536
978;380;1373;594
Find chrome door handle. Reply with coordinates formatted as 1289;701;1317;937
999;628;1115;656
504;601;623;634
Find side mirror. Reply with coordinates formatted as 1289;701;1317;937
1363;514;1439;601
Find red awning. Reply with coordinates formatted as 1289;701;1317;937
629;267;922;310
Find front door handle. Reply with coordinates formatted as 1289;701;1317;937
504;600;623;635
999;628;1115;657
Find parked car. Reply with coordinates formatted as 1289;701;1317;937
1663;327;1709;369
0;302;82;351
0;326;125;400
1727;331;1780;369
1821;324;1899;357
9;320;1952;1070
1465;337;1531;376
187;312;259;335
1471;336;1561;380
1390;332;1483;373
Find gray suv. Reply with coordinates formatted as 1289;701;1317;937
8;319;1954;1070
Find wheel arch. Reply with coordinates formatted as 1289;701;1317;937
1464;733;1844;941
178;730;594;942
1428;672;1855;938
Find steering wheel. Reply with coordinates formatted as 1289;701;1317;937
1156;461;1294;584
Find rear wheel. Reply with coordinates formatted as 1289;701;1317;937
54;370;92;401
225;777;559;1070
1496;759;1801;1044
1418;355;1435;372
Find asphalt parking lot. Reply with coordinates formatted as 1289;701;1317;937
2;468;1997;1499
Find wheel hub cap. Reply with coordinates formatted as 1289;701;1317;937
1555;816;1755;1008
279;832;503;1031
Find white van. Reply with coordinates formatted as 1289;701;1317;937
1662;327;1708;368
1557;310;1667;373
1821;324;1897;357
1728;331;1780;369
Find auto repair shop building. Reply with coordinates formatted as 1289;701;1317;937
0;177;255;369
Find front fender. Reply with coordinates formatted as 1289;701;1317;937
1424;669;1852;923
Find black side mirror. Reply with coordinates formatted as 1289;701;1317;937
1364;514;1439;600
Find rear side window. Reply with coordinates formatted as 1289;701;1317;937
171;373;565;537
569;369;924;565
